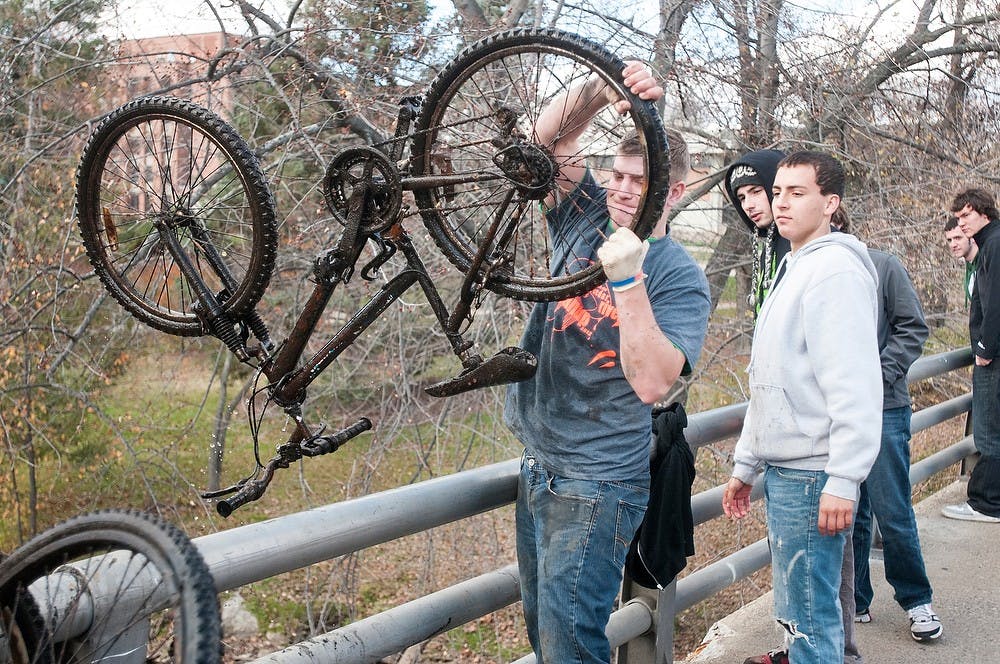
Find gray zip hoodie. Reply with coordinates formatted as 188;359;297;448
732;232;883;501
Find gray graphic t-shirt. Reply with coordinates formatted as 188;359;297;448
504;171;710;481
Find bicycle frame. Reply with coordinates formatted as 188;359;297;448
264;221;475;409
261;99;540;404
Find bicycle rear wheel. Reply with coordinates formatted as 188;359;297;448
76;96;278;337
411;28;670;302
0;510;221;664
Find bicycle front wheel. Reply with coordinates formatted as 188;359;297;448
411;28;670;302
0;510;221;664
76;96;278;336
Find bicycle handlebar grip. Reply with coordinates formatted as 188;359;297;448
216;479;267;518
334;417;373;445
300;418;373;457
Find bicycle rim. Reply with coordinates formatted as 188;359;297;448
0;510;221;664
76;97;278;337
412;28;669;302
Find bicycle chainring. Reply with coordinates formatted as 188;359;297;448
322;147;403;233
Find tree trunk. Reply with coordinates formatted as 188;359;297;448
946;0;968;128
704;208;751;314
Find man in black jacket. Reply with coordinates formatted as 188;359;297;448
945;188;1000;524
723;149;790;316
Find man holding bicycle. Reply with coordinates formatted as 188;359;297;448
504;64;711;664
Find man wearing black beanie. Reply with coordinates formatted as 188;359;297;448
723;149;789;315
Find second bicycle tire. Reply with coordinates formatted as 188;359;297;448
411;28;670;302
0;509;221;664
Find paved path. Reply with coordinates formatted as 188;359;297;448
683;481;1000;663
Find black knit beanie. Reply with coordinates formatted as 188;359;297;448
728;164;763;193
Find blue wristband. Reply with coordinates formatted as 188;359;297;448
608;273;645;291
608;274;639;288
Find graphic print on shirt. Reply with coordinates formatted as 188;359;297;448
550;279;620;369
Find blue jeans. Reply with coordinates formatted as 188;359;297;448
853;406;932;612
515;453;649;664
765;465;848;664
970;362;1000;517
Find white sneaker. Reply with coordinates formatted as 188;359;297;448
907;603;942;641
941;502;1000;523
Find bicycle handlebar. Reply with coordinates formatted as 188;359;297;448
215;417;373;517
300;418;372;456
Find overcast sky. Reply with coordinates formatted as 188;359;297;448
102;0;923;44
102;0;293;39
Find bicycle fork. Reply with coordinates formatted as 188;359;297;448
153;216;273;361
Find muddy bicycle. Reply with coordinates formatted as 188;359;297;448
73;28;670;517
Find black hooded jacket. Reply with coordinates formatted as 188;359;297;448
723;149;791;312
971;219;1000;359
625;402;695;589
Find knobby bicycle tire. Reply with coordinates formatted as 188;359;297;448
76;96;278;337
0;509;221;664
1;587;48;664
411;28;670;302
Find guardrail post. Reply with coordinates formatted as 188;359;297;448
617;577;676;664
654;579;677;663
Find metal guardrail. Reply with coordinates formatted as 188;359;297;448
31;349;976;664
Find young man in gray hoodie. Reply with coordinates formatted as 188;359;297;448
727;150;864;664
723;151;882;664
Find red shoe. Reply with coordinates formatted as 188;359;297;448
743;649;789;664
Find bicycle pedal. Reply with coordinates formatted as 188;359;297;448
424;347;536;398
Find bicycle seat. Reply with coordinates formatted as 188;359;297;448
425;346;537;397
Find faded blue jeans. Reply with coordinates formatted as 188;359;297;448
853;406;933;612
765;465;848;664
515;452;649;664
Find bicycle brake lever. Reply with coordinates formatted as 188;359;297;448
200;478;248;499
361;236;397;281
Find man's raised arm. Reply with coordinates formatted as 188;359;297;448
532;62;663;203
